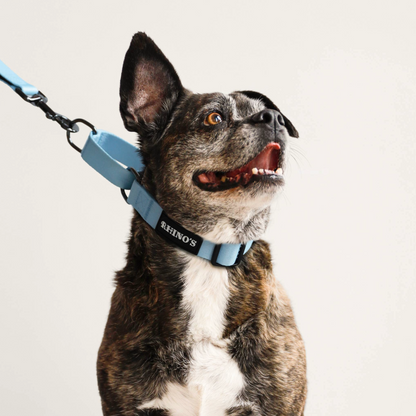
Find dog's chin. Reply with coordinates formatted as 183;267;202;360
192;142;285;193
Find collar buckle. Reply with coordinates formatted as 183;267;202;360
211;243;247;267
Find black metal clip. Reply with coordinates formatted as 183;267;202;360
15;88;80;133
1;69;96;153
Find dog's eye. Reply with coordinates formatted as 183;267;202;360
204;112;223;126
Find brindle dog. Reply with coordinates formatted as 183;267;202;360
97;32;307;416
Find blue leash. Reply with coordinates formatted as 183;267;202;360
0;59;253;267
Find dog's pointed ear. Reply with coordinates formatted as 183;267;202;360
238;90;299;138
120;32;184;138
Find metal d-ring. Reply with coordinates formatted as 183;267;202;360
120;188;128;202
66;118;97;153
120;168;142;203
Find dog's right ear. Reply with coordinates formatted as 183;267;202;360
119;32;183;140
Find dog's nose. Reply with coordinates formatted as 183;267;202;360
250;109;285;127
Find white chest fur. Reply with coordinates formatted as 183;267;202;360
182;256;230;341
138;256;246;415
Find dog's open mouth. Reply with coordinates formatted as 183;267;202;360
194;142;284;191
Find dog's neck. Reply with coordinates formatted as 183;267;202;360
140;167;272;245
197;206;271;244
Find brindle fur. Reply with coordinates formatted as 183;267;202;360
97;32;307;415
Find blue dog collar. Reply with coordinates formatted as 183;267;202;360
82;130;253;267
0;59;253;267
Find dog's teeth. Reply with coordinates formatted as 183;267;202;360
259;169;264;175
276;168;283;175
221;176;226;182
252;167;258;175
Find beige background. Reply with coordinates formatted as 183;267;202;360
1;1;415;415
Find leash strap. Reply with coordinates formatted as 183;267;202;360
0;60;39;96
0;59;253;267
0;59;79;132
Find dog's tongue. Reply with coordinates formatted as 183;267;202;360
226;142;281;177
198;171;217;184
197;142;281;185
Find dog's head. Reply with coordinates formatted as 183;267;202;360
120;33;298;243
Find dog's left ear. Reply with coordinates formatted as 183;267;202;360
119;32;184;140
238;90;299;138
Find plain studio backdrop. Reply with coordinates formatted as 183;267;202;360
0;1;415;415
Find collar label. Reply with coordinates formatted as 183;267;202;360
156;211;203;255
